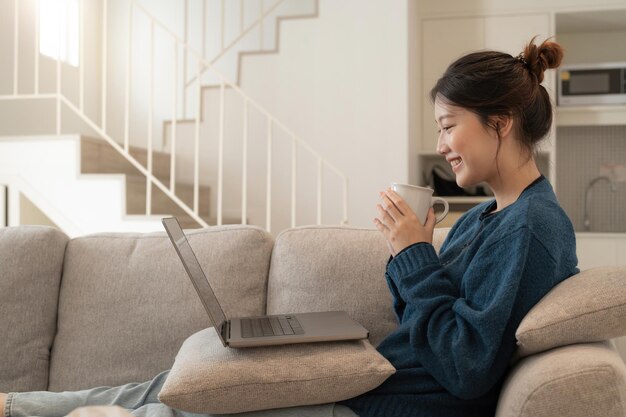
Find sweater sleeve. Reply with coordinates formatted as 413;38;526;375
385;226;556;400
385;242;430;321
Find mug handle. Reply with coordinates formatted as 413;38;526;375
431;197;449;225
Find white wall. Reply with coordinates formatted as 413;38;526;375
236;0;410;228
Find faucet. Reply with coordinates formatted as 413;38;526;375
583;176;618;231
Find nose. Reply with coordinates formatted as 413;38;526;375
436;132;449;155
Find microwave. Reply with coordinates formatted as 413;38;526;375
558;62;626;106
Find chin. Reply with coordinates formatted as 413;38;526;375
455;175;480;190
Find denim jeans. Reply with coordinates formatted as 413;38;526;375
4;371;358;417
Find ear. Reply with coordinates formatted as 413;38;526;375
491;115;514;138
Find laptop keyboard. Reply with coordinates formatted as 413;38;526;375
241;316;304;338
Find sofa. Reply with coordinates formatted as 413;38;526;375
1;224;626;417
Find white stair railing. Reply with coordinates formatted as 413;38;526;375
0;0;348;233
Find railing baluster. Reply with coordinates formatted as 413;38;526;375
171;42;178;194
79;0;84;112
194;59;201;216
317;158;322;225
56;9;61;135
124;1;133;152
202;0;207;60
182;0;188;119
101;0;107;131
217;81;225;226
266;118;272;231
5;0;346;232
259;0;264;49
34;0;39;95
291;137;297;228
147;20;155;216
183;0;287;90
241;99;248;225
220;0;225;52
239;0;244;35
13;0;18;96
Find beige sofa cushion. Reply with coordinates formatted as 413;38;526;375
0;226;68;392
266;226;450;346
496;341;626;417
515;266;626;357
48;225;273;391
158;328;395;414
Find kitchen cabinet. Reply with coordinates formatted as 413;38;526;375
576;233;626;270
554;10;626;127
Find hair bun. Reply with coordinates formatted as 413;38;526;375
522;36;564;83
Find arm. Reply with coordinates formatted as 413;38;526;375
386;227;557;399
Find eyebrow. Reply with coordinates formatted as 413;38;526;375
436;114;455;124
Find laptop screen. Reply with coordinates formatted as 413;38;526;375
162;218;228;339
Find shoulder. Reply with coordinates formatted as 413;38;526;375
494;186;577;262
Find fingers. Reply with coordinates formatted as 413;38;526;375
379;190;404;220
372;217;389;233
425;207;437;229
382;189;408;216
375;203;395;227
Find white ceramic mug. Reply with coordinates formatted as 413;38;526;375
391;183;450;225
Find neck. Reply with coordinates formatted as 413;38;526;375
487;158;542;213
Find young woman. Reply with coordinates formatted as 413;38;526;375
0;37;578;417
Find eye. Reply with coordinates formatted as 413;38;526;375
437;125;454;134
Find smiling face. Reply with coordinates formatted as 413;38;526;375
434;98;502;189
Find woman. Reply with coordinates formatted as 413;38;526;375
342;37;579;417
1;37;578;417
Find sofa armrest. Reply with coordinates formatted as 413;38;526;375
496;341;626;417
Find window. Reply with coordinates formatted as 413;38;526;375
39;0;79;67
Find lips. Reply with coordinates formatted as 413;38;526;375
449;157;463;172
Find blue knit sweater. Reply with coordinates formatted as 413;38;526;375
342;175;579;417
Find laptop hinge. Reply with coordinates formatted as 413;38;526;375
221;321;230;341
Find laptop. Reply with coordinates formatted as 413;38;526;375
162;217;369;348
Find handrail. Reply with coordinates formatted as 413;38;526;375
183;0;287;90
2;0;349;233
60;95;210;227
129;0;349;227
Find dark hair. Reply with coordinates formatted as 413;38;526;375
430;36;564;169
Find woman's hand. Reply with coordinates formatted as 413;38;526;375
373;188;436;257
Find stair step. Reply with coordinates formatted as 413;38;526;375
126;176;242;229
125;175;211;217
80;136;171;183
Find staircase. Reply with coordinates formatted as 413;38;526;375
80;137;241;229
0;0;349;236
0;135;163;237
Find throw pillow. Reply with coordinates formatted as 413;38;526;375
158;328;395;414
515;266;626;357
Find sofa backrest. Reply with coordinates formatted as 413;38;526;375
0;226;68;393
266;225;450;346
48;225;274;392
